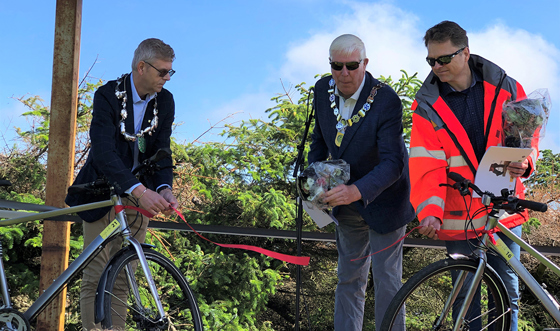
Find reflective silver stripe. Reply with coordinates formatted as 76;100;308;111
447;155;469;168
417;196;445;215
528;148;538;166
442;211;516;230
410;147;446;161
442;215;487;230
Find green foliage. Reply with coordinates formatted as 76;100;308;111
0;78;98;318
379;70;422;145
524;149;560;193
522;217;541;235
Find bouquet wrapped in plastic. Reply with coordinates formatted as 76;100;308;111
297;159;350;209
502;89;551;148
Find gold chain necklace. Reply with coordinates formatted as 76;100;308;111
115;74;159;153
328;78;384;147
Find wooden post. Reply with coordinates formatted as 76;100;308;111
37;0;82;329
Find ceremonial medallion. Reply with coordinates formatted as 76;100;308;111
328;79;385;148
335;132;344;147
138;136;146;153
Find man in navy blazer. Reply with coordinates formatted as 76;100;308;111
308;34;414;330
65;38;178;330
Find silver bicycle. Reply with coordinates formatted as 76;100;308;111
0;149;203;330
381;172;558;331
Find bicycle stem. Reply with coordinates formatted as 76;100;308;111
0;241;12;308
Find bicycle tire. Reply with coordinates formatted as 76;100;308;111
380;257;511;331
99;246;203;330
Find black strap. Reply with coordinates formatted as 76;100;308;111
483;73;506;149
428;103;478;176
442;123;478;176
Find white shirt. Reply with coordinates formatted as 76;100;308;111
334;74;366;122
130;73;156;171
126;74;169;195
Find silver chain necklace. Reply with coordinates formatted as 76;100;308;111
115;73;158;153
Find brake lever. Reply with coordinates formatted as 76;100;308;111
439;182;470;196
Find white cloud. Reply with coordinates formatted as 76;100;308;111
279;2;429;87
195;1;560;152
277;2;560;152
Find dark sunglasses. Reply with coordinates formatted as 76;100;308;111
145;61;176;77
426;47;466;67
330;59;362;71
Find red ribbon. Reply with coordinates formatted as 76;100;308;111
480;228;498;245
115;205;310;266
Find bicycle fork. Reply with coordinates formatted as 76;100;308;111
114;200;166;323
125;236;166;320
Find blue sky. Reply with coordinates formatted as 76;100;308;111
1;0;559;152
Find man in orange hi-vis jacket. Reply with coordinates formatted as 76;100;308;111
409;21;539;330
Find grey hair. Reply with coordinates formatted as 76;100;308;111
329;34;366;60
131;38;175;72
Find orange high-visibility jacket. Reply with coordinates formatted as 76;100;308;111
409;54;538;241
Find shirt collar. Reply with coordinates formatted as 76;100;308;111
130;72;156;104
334;74;366;101
439;69;482;97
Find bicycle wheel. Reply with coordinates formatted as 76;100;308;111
99;246;203;330
380;258;511;331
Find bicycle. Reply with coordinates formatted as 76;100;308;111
381;172;559;331
0;149;203;330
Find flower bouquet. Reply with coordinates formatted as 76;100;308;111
297;159;350;209
502;89;551;148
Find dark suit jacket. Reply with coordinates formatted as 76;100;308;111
65;74;175;222
308;72;415;234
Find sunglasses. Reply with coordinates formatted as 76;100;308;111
145;61;176;77
330;59;362;71
426;47;465;67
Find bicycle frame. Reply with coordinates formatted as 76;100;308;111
0;195;167;324
451;211;560;329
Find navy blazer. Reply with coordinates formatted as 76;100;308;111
65;74;175;222
308;72;415;234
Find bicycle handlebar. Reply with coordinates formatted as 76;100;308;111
447;172;547;213
67;178;111;196
517;199;548;212
67;148;172;196
132;147;172;177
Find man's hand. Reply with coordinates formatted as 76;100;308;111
159;187;178;216
507;158;529;178
132;185;170;216
322;184;361;207
419;216;441;240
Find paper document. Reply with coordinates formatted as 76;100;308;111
474;146;532;197
302;200;338;228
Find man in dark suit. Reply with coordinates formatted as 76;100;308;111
308;34;414;330
65;38;178;331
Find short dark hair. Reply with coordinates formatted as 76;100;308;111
423;21;468;48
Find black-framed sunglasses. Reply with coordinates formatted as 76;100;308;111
330;59;362;71
145;61;176;77
426;47;466;67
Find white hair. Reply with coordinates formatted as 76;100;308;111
329;34;367;60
